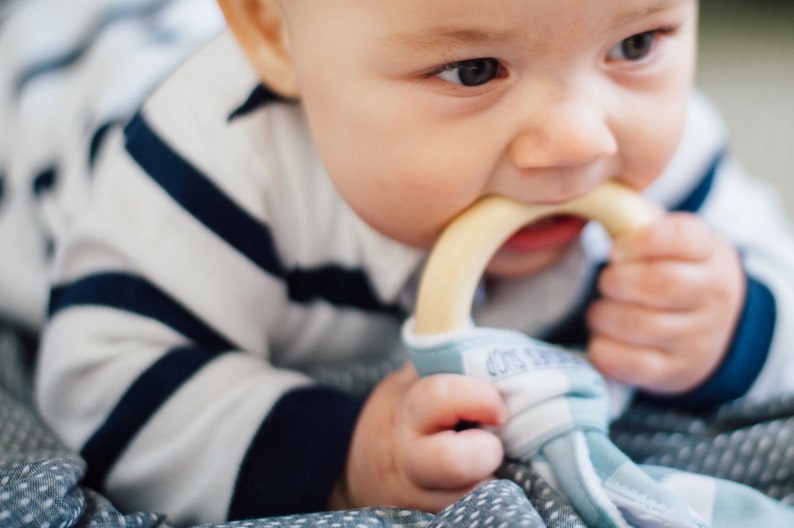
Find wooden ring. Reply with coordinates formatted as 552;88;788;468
413;181;658;334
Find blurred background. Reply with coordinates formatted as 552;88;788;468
697;0;794;211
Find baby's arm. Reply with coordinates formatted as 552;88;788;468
330;363;506;513
37;229;363;525
35;111;364;524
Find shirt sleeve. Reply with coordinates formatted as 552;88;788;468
36;103;368;524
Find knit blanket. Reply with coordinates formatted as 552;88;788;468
2;325;794;528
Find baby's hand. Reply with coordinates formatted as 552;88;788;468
586;212;745;395
330;362;506;512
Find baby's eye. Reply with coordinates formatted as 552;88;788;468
607;31;657;61
436;58;502;87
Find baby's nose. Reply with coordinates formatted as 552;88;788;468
509;99;618;169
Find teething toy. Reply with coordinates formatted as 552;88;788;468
404;181;706;528
413;180;658;335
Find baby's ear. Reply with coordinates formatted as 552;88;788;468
218;0;299;98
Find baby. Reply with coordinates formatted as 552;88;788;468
33;0;794;524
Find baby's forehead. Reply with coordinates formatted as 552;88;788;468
278;0;696;43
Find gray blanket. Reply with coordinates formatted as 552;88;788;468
1;325;793;528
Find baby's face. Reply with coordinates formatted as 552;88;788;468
281;0;697;277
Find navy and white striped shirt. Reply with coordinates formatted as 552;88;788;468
3;4;794;525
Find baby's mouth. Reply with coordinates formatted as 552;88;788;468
500;215;588;252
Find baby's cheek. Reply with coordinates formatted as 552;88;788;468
620;108;688;191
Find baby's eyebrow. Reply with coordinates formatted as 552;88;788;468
381;0;690;54
611;0;689;28
382;27;520;53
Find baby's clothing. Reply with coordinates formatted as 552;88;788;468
0;0;225;329
3;15;794;526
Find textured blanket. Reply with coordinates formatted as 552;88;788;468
2;325;794;528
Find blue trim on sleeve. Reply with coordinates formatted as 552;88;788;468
671;150;723;213
48;272;234;350
228;386;366;518
641;276;776;410
81;345;230;489
124;112;405;318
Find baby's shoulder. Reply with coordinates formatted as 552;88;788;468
135;30;318;200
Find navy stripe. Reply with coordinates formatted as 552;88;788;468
0;171;5;208
228;84;291;122
124;112;404;317
88;120;121;170
13;0;170;94
81;345;228;489
32;166;57;197
287;267;406;318
48;272;233;350
642;276;776;409
124;112;288;278
671;150;723;213
229;386;366;519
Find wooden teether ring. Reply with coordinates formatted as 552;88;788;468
413;181;659;335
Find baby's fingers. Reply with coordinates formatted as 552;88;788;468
403;374;507;433
403;429;504;489
588;334;693;393
397;374;507;493
587;299;696;348
598;260;705;310
611;212;714;262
